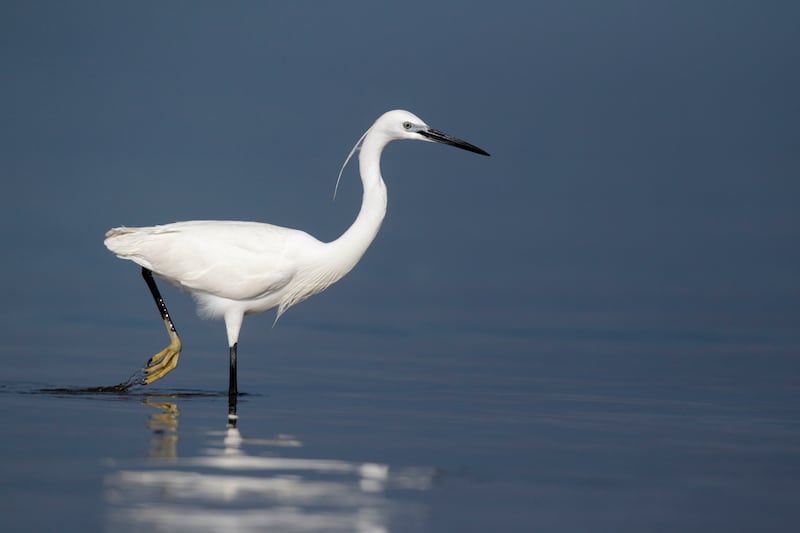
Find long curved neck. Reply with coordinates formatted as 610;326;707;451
324;130;388;276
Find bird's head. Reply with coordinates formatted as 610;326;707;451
374;109;490;156
334;109;489;199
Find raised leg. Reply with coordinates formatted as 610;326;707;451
228;342;238;418
141;267;183;384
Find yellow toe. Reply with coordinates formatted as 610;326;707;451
142;332;182;385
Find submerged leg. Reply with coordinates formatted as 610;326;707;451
141;267;183;384
228;343;238;418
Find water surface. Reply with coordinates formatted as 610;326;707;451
1;322;798;532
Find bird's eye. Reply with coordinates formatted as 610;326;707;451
402;121;412;130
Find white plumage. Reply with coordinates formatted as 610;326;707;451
106;221;349;344
104;109;489;393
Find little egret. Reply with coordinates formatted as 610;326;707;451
104;109;489;403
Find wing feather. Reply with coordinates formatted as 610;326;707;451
105;221;320;301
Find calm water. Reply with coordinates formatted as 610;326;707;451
2;2;798;531
1;320;798;532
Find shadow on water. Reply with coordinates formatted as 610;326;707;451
33;370;248;417
34;367;153;394
33;386;233;399
31;377;253;406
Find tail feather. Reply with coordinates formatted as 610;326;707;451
104;226;136;239
104;226;155;269
104;226;140;254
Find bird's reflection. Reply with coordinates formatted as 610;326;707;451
144;398;180;460
106;397;432;532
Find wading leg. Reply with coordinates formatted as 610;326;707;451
228;343;238;418
141;267;182;384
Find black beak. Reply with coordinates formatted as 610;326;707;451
419;128;490;156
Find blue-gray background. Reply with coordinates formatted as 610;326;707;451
1;2;799;531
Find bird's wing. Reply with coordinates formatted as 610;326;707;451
105;221;319;301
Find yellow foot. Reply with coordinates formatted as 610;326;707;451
143;329;182;385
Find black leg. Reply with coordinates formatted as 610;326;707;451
142;267;178;335
228;342;238;418
139;267;183;384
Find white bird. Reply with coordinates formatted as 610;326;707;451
104;109;489;404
